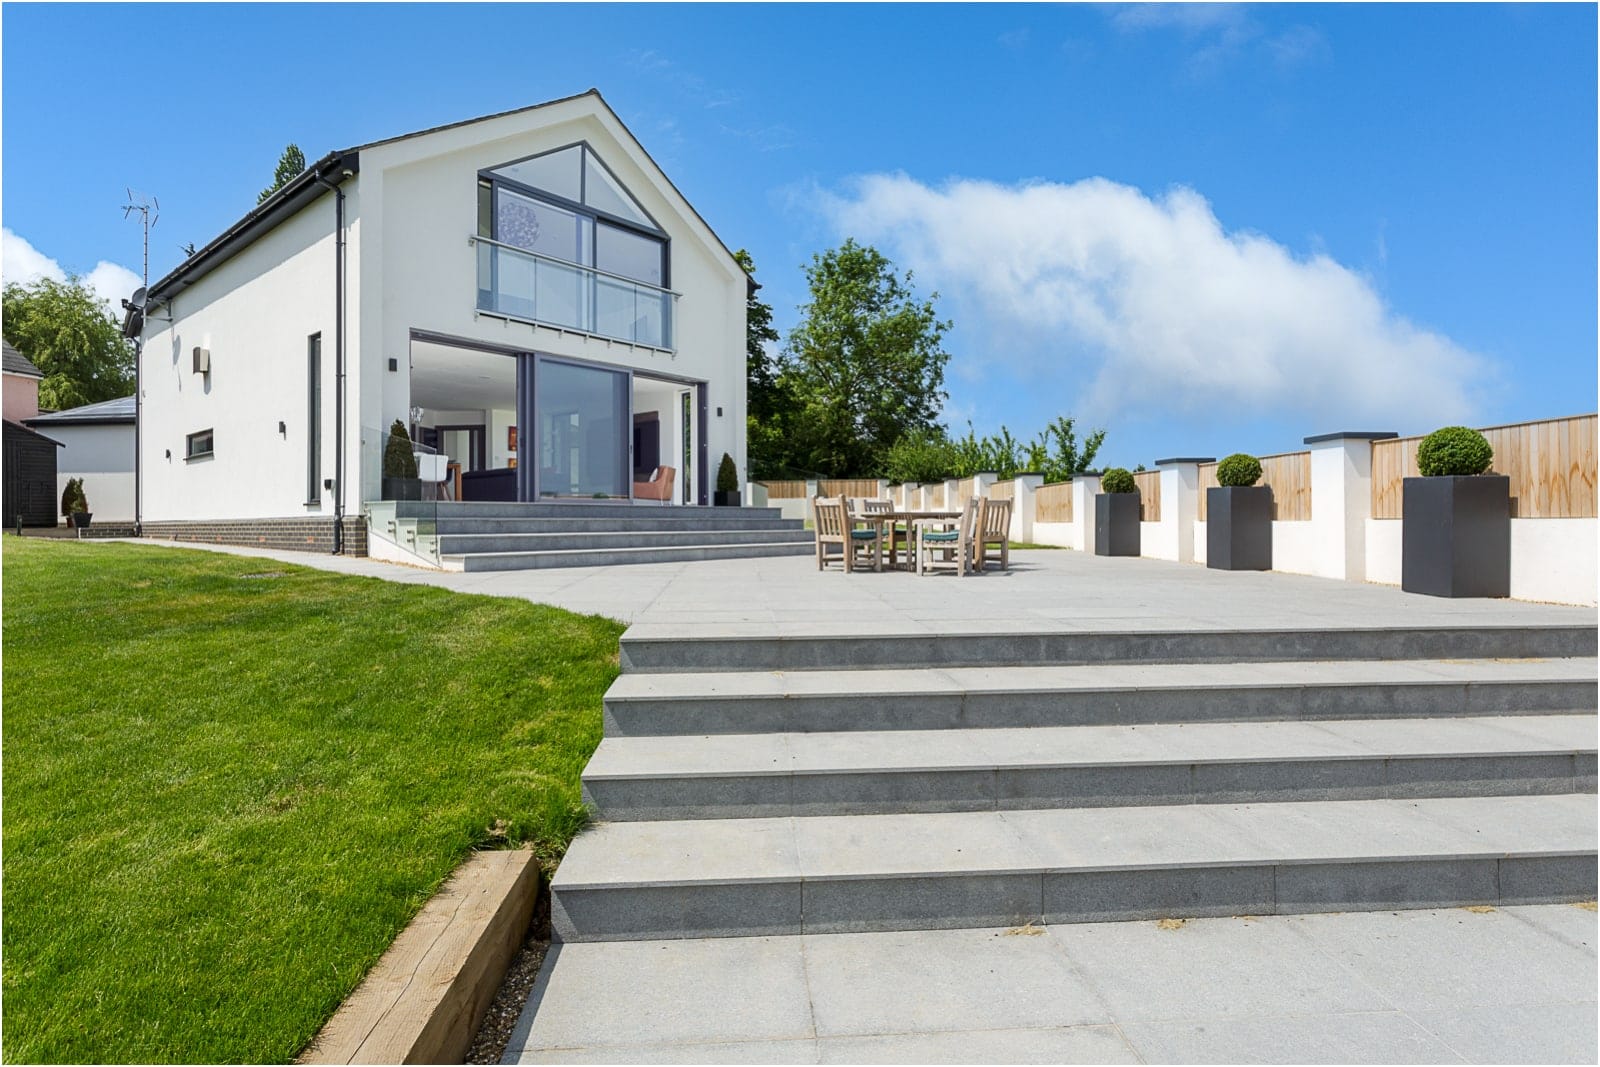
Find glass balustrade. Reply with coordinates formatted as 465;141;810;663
474;238;674;350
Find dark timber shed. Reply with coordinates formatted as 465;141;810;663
3;419;64;527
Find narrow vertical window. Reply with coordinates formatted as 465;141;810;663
307;334;322;503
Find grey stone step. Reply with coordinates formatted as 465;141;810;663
549;793;1598;941
452;540;814;572
582;715;1598;820
602;658;1598;736
432;515;806;535
618;623;1599;673
398;501;788;522
438;527;811;555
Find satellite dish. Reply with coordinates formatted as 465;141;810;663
121;286;147;339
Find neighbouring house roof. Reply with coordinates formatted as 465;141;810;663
26;395;136;426
3;340;44;379
4;419;65;447
148;89;741;308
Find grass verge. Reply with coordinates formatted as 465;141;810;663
2;538;624;1063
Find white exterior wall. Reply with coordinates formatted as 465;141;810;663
140;189;358;521
358;98;746;504
49;423;135;522
1364;517;1597;605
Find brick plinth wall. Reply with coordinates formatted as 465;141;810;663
141;517;367;556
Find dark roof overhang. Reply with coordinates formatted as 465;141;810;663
147;150;360;307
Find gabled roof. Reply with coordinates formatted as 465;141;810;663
148;89;741;307
26;395;136;426
4;419;65;447
3;340;43;379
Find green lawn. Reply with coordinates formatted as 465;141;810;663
1;538;624;1063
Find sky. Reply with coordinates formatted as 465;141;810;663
3;3;1595;467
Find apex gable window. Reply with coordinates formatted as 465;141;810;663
476;142;673;349
185;429;215;460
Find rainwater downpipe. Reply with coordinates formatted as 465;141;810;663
312;170;348;553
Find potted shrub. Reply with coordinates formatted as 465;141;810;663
714;453;740;507
1207;453;1271;571
1095;467;1140;556
61;478;90;530
381;420;420;501
1402;426;1507;597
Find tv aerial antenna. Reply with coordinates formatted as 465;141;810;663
121;189;158;290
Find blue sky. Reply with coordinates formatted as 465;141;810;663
4;3;1594;466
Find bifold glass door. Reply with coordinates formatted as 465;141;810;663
534;358;630;499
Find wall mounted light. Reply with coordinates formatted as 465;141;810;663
278;421;287;437
388;358;398;372
164;448;171;460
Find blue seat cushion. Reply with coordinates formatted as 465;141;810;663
850;529;878;539
922;530;959;542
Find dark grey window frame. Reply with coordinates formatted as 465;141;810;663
185;428;215;461
478;141;670;290
307;333;322;504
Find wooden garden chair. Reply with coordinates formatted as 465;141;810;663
814;497;883;572
976;497;1013;572
914;497;981;576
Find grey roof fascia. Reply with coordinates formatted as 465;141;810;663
146;151;359;306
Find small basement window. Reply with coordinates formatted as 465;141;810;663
185;429;215;460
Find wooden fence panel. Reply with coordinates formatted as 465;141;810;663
1371;415;1597;519
757;480;807;500
956;477;976;503
988;480;1015;501
1035;482;1073;522
819;479;881;500
1196;463;1219;521
926;483;946;509
1260;451;1312;521
1133;470;1162;522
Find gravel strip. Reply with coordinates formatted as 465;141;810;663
466;929;549;1065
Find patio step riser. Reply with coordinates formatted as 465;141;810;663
431;517;806;535
619;626;1599;674
397;502;789;522
456;541;813;572
550;854;1598;942
438;529;810;554
584;751;1597;821
604;679;1596;736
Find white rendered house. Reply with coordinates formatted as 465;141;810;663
136;90;749;554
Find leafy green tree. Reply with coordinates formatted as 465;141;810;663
2;277;135;410
782;240;950;477
258;143;307;204
1024;416;1105;483
881;428;959;484
734;250;794;478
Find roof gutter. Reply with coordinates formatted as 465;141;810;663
149;150;360;307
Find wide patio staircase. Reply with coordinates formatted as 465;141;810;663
374;501;811;571
552;620;1598;942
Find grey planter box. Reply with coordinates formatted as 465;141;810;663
1207;486;1273;571
1401;475;1510;598
1094;493;1141;557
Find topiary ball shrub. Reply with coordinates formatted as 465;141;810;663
716;453;739;493
1216;453;1263;488
1101;468;1137;494
1417;426;1493;478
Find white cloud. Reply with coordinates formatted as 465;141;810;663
814;174;1493;428
3;228;142;316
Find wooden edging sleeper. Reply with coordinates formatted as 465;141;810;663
299;849;540;1065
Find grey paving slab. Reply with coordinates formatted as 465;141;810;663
550;816;797;889
1119;1010;1464;1064
1052;914;1397;1022
506;908;1598;1064
504;938;814;1057
799;926;1109;1036
816;1025;1140;1064
119;539;1596;630
1288;905;1600;1011
1406;1000;1598;1064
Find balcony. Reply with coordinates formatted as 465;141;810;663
472;236;676;352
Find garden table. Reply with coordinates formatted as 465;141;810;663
850;510;961;570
